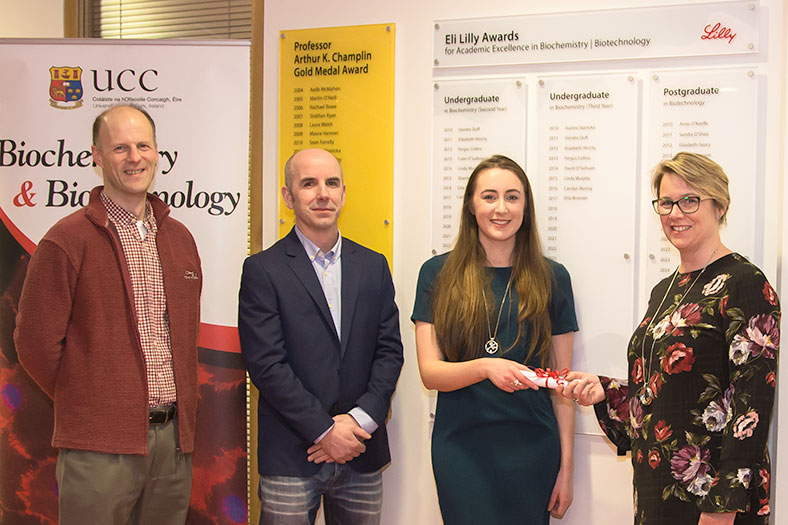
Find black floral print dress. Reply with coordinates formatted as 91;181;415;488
595;253;779;524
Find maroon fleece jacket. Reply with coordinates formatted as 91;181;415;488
15;186;202;454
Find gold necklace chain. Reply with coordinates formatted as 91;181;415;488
482;275;513;355
638;246;719;406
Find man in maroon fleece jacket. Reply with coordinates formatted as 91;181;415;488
14;104;202;525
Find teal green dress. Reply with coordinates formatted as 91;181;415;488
412;254;578;525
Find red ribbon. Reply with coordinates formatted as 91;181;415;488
533;367;569;386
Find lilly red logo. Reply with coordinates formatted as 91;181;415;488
701;22;736;44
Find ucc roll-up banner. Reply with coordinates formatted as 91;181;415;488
0;39;249;524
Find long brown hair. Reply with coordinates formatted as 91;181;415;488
431;155;553;365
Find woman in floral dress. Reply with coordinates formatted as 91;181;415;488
559;152;778;525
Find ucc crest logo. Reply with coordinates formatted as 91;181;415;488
49;66;84;109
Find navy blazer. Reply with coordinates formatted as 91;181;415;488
239;228;404;476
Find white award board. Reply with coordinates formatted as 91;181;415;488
534;74;639;433
431;78;526;253
644;69;759;286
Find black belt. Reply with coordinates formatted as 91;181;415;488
148;404;177;425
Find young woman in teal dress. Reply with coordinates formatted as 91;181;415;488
412;155;579;524
559;153;779;525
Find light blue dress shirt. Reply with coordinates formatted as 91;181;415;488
294;227;378;442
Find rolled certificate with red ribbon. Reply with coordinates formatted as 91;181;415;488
520;368;569;389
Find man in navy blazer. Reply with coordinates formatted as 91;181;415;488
239;148;404;525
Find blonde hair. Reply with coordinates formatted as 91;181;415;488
652;152;730;224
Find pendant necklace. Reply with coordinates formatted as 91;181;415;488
482;275;513;355
638;246;719;406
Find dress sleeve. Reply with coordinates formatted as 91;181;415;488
699;263;779;515
549;261;579;335
411;255;444;324
593;375;632;455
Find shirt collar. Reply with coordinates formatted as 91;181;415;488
294;226;342;264
101;191;156;233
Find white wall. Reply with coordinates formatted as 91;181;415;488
0;0;62;38
262;1;787;524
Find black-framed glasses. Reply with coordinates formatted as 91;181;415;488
651;196;705;215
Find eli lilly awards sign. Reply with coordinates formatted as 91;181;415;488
433;1;759;67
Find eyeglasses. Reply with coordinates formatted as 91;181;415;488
651;196;706;215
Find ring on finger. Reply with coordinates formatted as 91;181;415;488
512;379;522;387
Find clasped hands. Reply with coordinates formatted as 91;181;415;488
307;413;371;464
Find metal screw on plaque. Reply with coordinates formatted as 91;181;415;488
384;219;390;226
649;254;656;261
748;3;755;10
386;26;391;32
628;76;634;83
434;59;439;66
516;80;522;88
748;43;755;50
653;74;659;81
748;71;755;77
432;249;437;255
434;83;439;90
434;23;440;30
539;79;544;87
623;253;630;260
279;219;285;224
280;33;285;40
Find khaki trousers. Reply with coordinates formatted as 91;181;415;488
56;418;192;525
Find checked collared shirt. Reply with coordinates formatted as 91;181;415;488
102;192;176;406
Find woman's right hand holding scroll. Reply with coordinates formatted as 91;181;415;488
484;358;539;393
